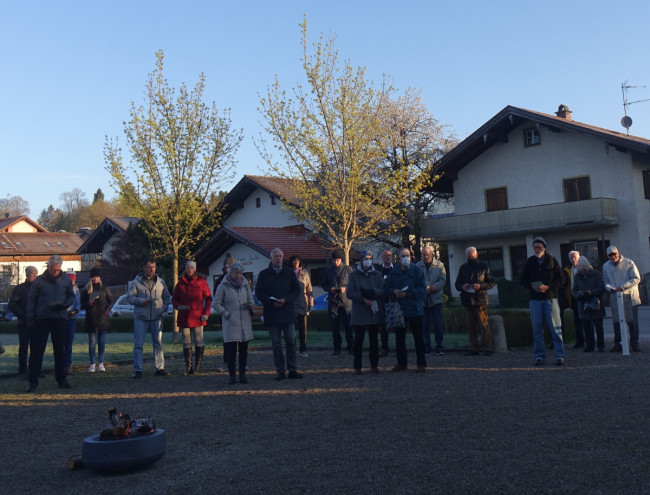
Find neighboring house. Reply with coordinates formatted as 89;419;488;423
77;216;140;266
0;215;84;285
422;104;650;300
195;175;330;295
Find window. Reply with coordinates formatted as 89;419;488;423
15;242;23;247
524;128;540;147
1;242;9;248
509;245;527;280
270;195;276;205
563;176;591;202
485;187;508;212
255;197;261;208
643;170;650;199
476;247;504;278
57;242;65;247
43;242;52;247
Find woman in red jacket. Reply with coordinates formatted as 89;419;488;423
173;261;212;375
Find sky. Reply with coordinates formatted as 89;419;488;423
1;0;649;220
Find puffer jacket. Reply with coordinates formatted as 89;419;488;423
27;270;75;321
293;268;313;317
346;265;384;326
572;269;606;320
416;259;446;307
454;258;495;306
385;262;426;317
173;274;212;328
213;275;254;343
127;272;171;321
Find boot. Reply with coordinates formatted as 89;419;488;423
183;348;193;375
194;346;205;373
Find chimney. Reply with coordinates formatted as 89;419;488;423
555;104;572;121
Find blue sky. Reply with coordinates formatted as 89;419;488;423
1;0;649;219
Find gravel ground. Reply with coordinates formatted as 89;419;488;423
1;346;649;495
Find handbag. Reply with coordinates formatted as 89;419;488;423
384;300;405;330
583;298;600;312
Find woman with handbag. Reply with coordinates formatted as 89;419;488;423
572;257;606;352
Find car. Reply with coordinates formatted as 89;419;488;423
109;296;174;317
0;302;18;321
311;293;329;311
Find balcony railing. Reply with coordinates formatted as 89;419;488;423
422;197;618;241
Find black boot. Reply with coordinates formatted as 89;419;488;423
194;346;205;373
183;348;193;375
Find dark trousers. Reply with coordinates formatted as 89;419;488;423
422;304;444;352
28;318;67;385
465;305;491;352
380;323;389;351
223;340;249;375
295;314;308;352
17;321;31;374
582;319;604;350
395;316;426;367
571;298;585;345
353;325;379;370
329;305;353;352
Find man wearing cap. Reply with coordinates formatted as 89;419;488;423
63;269;81;375
25;255;75;392
127;258;172;378
602;246;642;352
322;249;354;355
521;236;566;366
8;265;38;378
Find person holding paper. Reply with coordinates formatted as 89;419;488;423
454;247;496;356
521;237;565;366
346;250;384;374
602;246;641;352
80;267;113;372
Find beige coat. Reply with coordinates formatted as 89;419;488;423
213;276;254;343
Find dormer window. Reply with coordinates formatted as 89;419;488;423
1;242;10;248
57;242;65;247
43;242;52;247
255;198;261;208
524;128;540;147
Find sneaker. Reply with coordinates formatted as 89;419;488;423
436;350;445;356
98;363;106;372
288;371;303;379
299;352;309;358
88;364;96;373
555;358;565;366
131;371;143;379
534;358;545;366
58;380;72;389
154;369;170;376
610;343;622;353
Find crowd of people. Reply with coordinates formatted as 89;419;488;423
5;237;644;392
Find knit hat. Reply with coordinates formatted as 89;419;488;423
89;267;101;278
25;266;37;276
185;260;197;270
577;257;590;269
606;245;618;255
360;250;372;259
331;249;344;260
532;236;546;248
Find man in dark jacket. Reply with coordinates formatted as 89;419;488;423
521;236;566;366
8;265;38;377
25;255;75;392
454;247;496;356
375;250;394;356
322;249;354;355
255;248;303;380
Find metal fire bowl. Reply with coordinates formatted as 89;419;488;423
82;429;166;473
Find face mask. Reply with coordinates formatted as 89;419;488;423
401;256;411;267
362;259;373;269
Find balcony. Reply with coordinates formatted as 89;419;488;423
422;197;618;241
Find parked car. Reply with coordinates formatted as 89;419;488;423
311;294;329;311
109;296;173;317
0;302;17;321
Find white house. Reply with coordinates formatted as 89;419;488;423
422;104;650;299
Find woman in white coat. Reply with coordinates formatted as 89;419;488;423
213;263;255;384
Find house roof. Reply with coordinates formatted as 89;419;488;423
221;175;301;218
0;215;48;233
0;232;84;256
431;105;650;193
77;217;140;254
195;225;328;267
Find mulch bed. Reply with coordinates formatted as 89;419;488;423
2;347;649;494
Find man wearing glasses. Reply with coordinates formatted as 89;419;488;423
602;246;642;352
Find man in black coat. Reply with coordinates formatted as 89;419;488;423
322;249;354;355
255;248;303;380
8;265;38;377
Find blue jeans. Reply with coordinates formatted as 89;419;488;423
422;304;444;352
530;299;565;360
64;318;77;368
88;331;107;364
133;319;165;372
267;324;297;374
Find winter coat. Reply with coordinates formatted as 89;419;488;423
602;256;641;322
172;274;212;328
322;263;353;311
416;259;446;307
293;268;313;317
255;263;301;326
520;253;563;300
81;281;113;333
8;280;34;321
126;272;171;321
385;262;426;318
346;265;384;326
213;276;254;343
67;285;81;320
454;259;495;306
572;269;606;320
27;271;75;322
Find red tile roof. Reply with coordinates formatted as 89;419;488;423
0;232;84;255
228;226;328;260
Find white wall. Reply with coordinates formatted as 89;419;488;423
224;188;297;227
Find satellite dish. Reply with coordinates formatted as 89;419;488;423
621;115;633;129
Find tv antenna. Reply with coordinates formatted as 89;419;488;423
621;81;650;134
